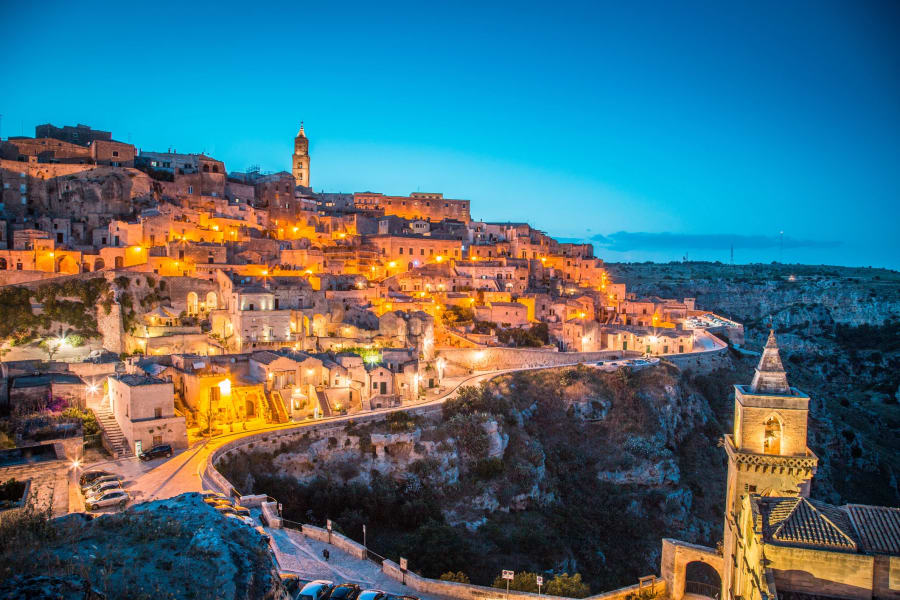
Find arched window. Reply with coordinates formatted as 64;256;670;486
187;292;199;315
206;292;217;311
764;416;782;455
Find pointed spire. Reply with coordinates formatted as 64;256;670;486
750;329;791;394
297;121;306;137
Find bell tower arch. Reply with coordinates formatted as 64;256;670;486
292;122;310;188
721;330;818;599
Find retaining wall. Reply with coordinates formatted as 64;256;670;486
302;524;367;560
381;559;665;600
437;348;635;371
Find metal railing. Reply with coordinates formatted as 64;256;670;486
685;581;720;598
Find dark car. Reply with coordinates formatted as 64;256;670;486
139;444;173;461
79;470;112;487
328;584;362;600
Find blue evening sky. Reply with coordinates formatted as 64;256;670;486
2;1;899;268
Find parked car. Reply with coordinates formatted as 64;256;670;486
199;490;226;500
79;470;112;487
83;480;123;497
80;474;123;493
359;591;419;600
225;513;255;527
204;497;232;507
139;444;173;461
85;489;129;511
297;580;334;600
328;584;362;600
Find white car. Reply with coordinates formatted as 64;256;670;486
297;580;334;600
83;480;123;497
81;474;123;493
85;489;129;511
225;513;256;527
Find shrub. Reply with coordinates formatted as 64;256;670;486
546;573;590;598
440;571;471;584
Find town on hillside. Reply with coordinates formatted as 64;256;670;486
1;122;898;600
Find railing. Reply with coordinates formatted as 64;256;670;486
365;548;386;565
685;581;720;598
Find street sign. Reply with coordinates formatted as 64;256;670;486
536;576;543;586
326;519;333;532
400;557;408;571
502;570;514;581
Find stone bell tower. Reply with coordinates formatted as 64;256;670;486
721;330;818;598
292;122;310;188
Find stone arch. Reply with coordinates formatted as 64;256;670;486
206;291;218;311
187;292;199;315
94;258;105;271
661;539;724;600
56;254;79;274
763;413;783;455
246;399;255;418
685;561;721;598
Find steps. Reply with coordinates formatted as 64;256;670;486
92;401;134;459
267;390;290;424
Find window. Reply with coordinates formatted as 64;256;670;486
154;407;162;418
152;434;163;446
188;186;193;194
112;151;119;157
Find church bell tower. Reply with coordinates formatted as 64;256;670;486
721;330;818;598
292;122;310;188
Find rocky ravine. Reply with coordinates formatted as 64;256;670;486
219;364;730;592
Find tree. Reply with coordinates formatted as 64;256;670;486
440;571;471;584
492;571;539;593
546;573;590;598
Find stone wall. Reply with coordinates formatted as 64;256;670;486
436;347;635;371
301;524;367;560
380;559;665;600
660;538;724;600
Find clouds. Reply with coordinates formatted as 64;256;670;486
589;231;841;252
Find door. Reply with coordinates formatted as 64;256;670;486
379;381;387;395
135;440;142;455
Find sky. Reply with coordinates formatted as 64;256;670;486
2;1;899;269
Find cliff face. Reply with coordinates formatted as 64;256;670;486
610;262;900;507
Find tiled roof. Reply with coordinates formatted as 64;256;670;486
758;497;857;551
250;350;281;365
846;504;900;555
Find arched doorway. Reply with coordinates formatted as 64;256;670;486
685;561;721;599
114;256;123;269
245;399;255;418
94;258;105;271
0;258;6;270
206;291;217;311
187;292;199;315
56;255;79;274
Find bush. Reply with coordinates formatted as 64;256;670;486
546;573;590;598
440;571;471;583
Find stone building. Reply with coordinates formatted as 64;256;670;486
355;192;471;223
661;331;900;600
35;123;111;146
106;374;187;455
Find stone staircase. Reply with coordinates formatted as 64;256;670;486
266;390;290;424
92;400;134;459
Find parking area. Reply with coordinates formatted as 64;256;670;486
72;446;192;514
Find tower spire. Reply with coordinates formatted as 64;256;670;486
298;121;305;137
750;329;791;394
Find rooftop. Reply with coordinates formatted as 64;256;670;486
115;374;168;387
